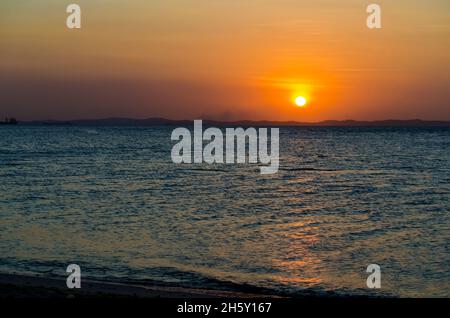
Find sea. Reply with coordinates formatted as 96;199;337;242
0;125;449;297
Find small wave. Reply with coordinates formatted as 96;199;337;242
80;129;100;135
281;167;336;172
178;168;229;173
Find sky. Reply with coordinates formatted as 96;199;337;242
0;0;449;121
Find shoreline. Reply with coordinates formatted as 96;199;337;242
0;273;281;299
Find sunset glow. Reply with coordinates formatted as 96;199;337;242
0;1;449;122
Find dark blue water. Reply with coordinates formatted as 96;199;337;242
0;125;449;297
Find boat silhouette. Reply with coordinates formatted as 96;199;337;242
0;117;18;125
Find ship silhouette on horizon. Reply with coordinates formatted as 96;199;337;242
0;117;18;125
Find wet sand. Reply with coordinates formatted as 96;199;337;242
0;273;278;299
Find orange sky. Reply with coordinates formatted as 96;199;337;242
0;0;449;121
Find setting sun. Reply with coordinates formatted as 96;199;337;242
295;96;307;107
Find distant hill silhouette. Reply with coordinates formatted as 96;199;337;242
23;118;450;127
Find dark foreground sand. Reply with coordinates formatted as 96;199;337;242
0;273;278;299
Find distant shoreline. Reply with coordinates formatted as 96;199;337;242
16;118;450;127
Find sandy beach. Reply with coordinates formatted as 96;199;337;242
0;273;280;299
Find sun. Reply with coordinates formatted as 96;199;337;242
295;96;307;107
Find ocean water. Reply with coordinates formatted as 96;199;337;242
0;125;449;297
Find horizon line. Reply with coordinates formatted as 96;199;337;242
15;117;450;127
